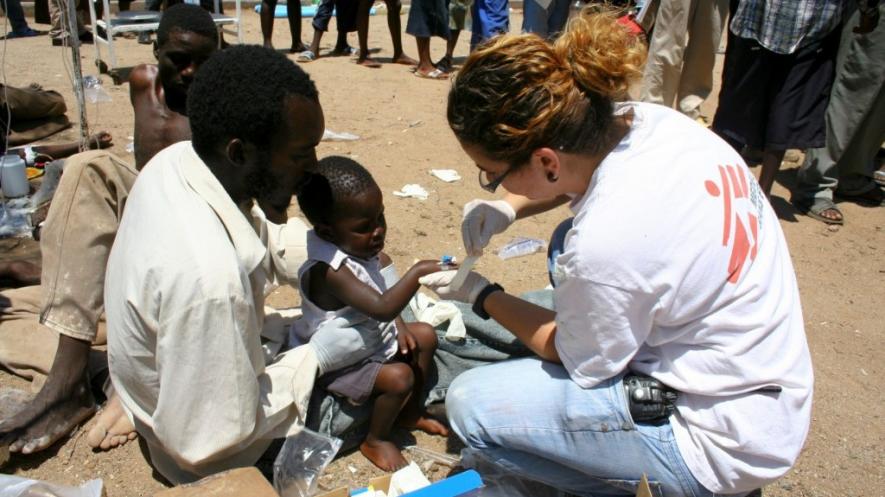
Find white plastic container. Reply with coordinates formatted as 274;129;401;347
1;154;29;198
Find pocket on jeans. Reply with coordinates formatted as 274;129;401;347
604;478;665;497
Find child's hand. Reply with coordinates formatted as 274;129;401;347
397;327;418;357
409;259;452;278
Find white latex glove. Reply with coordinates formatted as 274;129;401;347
462;199;517;256
419;270;490;304
309;316;383;375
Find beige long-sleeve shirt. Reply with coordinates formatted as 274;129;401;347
105;141;316;484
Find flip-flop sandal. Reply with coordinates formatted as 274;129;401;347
792;197;844;225
295;50;317;63
331;45;358;56
414;68;449;80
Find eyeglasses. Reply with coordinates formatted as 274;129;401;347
478;166;513;193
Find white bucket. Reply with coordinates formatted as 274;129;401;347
0;154;29;198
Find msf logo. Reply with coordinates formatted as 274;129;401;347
704;164;763;284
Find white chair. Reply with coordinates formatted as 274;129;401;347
87;0;243;74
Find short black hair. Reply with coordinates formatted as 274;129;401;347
187;45;319;156
157;4;218;47
297;155;377;226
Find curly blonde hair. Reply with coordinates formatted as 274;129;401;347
447;6;646;166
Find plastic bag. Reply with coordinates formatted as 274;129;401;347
0;197;33;238
0;475;103;497
273;428;342;497
322;129;360;142
459;449;563;497
82;76;112;104
496;237;546;260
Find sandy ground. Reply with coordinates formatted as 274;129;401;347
1;8;884;497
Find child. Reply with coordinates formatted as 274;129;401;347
293;156;449;471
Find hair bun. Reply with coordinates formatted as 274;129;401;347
553;6;646;100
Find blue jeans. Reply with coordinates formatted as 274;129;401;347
522;0;570;39
446;357;717;497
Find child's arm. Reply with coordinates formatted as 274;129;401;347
320;254;443;323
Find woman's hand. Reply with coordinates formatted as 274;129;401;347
461;199;517;256
419;270;490;303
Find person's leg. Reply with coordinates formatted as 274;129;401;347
286;0;306;52
758;149;785;197
676;0;728;119
309;0;334;55
830;5;885;199
396;322;448;434
333;0;358;52
356;0;382;66
639;0;692;109
446;358;714;497
545;0;570;39
361;362;413;471
521;0;548;38
0;261;41;288
260;0;279;49
385;0;416;64
2;0;36;35
0;151;138;455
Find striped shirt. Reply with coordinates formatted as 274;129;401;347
730;0;844;54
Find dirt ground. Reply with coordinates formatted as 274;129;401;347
1;7;883;497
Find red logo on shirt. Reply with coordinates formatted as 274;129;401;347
704;165;759;284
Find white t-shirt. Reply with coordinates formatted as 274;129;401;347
552;103;813;494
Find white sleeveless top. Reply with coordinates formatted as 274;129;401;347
291;231;398;366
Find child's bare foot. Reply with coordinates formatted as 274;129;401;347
357;56;382;68
360;438;408;471
392;53;418;66
86;394;137;451
404;415;449;436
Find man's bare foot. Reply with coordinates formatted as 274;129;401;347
357;56;382;68
88;131;113;150
263;40;274;50
392;53;418;66
0;376;95;454
360;437;408;471
85;394;136;451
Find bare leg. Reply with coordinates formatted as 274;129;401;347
0;335;96;454
0;261;41;287
360;362;413;471
415;37;434;74
260;0;278;49
760;149;786;198
286;1;306;53
435;28;459;71
397;323;448;435
85;393;137;451
309;29;324;55
332;29;351;53
356;0;381;67
386;0;416;65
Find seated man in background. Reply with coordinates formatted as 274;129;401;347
0;3;219;456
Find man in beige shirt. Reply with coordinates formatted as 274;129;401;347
104;46;334;483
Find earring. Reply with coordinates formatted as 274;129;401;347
547;173;558;182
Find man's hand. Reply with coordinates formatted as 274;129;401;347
419;270;490;304
0;335;96;454
461;199;516;256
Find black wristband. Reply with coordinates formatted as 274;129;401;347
472;283;504;320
